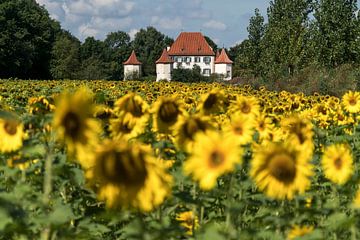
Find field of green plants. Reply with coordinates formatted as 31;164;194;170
1;79;360;240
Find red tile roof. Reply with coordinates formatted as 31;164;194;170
123;50;142;65
215;49;233;64
167;32;215;56
156;49;174;64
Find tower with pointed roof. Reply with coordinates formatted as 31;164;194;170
215;48;233;81
123;50;142;80
156;49;173;82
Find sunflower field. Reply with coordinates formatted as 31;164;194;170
1;79;360;239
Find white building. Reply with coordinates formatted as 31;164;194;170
156;49;173;82
124;32;233;81
123;50;142;80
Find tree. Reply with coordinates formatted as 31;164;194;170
50;31;80;79
261;0;313;78
78;37;108;80
104;31;131;80
132;27;173;76
0;0;60;79
247;8;265;76
313;0;358;67
204;36;218;52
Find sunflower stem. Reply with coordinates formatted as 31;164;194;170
43;146;53;204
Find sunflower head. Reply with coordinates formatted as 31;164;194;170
183;130;243;190
0;112;24;153
197;89;225;115
152;96;184;134
176;211;199;235
250;141;313;200
114;93;149;118
342;91;360;114
229;95;260;120
321;144;353;185
287;225;314;240
223;113;255;146
88;139;172;211
174;114;214;152
53;88;101;156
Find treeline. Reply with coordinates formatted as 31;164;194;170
0;0;176;80
229;0;360;95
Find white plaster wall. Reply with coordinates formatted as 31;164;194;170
156;63;172;82
171;56;215;76
124;65;141;80
215;63;232;80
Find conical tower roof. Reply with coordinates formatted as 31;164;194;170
123;50;142;65
156;49;174;64
215;48;233;64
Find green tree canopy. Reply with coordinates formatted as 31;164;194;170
50;31;80;79
0;0;60;79
132;27;173;76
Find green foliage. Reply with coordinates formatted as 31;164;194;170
171;65;208;83
50;31;81;79
132;27;174;76
0;0;60;79
313;0;359;67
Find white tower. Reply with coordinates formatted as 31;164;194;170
214;48;233;81
156;49;173;82
123;50;142;80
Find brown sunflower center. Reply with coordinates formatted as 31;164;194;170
125;97;143;117
4;121;18;135
269;153;296;184
349;97;357;106
63;112;81;139
209;151;225;168
100;150;147;187
334;158;342;170
241;103;251;114
183;119;207;140
233;125;243;135
159;101;179;123
203;94;217;110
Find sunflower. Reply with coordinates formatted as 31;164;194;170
342;91;360;114
176;211;199;235
0;114;25;153
173;114;214;152
254;113;274;142
113;93;149;123
281;115;314;159
321;144;353;185
287;225;314;240
353;188;360;208
87;139;172;211
229;95;260;120
151;96;184;134
28;96;55;114
223;113;254;146
250;141;313;200
196;89;225;115
53;88;101;157
109;112;147;140
183;130;242;190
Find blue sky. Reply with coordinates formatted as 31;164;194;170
35;0;270;47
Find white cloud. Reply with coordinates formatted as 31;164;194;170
128;28;139;40
203;20;227;31
151;16;182;30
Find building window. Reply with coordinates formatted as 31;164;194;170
194;57;201;63
185;57;191;65
175;57;182;63
226;71;231;78
203;57;211;64
203;68;211;76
